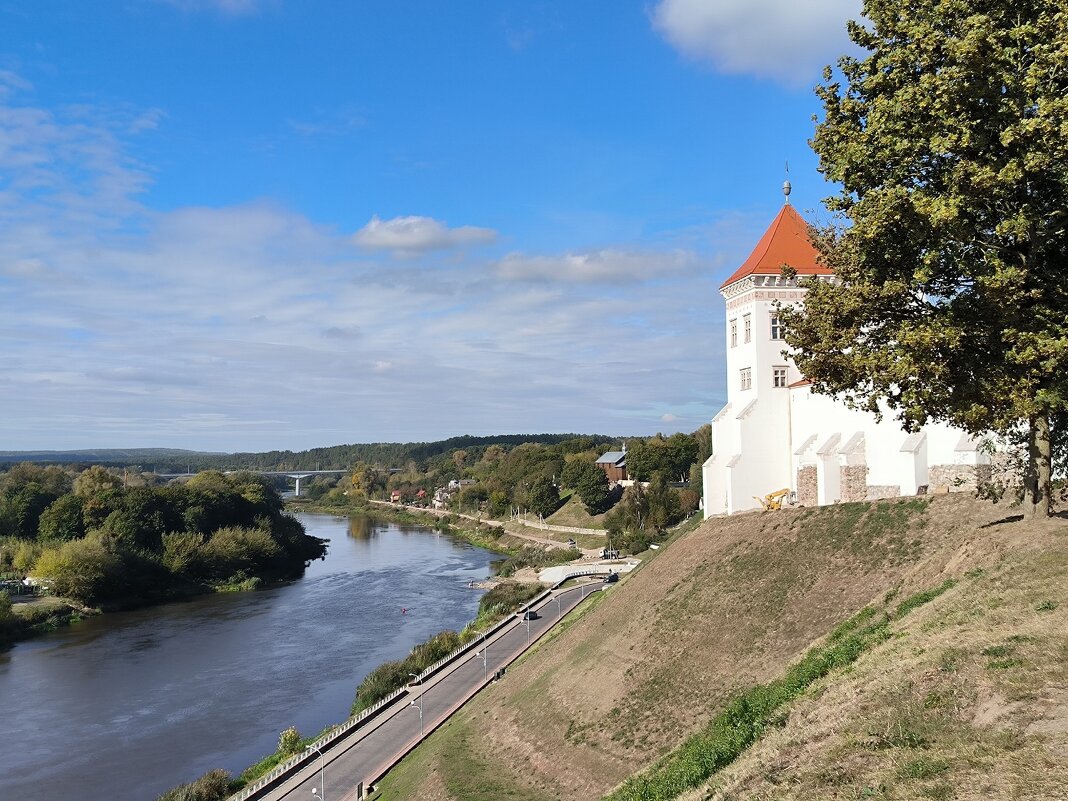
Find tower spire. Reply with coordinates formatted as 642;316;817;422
783;160;791;204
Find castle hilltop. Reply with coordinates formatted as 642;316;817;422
702;189;990;517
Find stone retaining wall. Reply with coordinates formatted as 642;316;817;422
841;465;869;502
797;465;817;506
929;463;992;493
865;485;901;501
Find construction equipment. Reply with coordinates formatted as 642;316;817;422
754;488;790;511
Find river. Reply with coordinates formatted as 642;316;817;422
0;513;500;801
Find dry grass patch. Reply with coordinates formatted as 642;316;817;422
546;494;610;530
692;518;1068;801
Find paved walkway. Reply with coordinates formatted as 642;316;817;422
257;581;602;801
367;499;576;550
510;515;606;537
537;559;639;584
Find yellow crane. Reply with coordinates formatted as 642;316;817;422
753;488;790;511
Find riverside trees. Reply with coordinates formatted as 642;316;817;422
0;465;325;607
782;0;1068;517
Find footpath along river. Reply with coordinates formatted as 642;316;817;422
0;513;500;801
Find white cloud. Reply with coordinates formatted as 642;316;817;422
158;0;265;15
0;84;743;451
651;0;861;87
494;248;699;284
661;413;680;423
0;71;33;99
352;215;497;255
287;107;365;138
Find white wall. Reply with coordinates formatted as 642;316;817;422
704;277;990;517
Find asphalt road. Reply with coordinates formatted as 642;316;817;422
260;580;603;801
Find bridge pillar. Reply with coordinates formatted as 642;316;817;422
285;474;312;496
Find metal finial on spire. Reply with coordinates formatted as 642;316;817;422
783;160;791;203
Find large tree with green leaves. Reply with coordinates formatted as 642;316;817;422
782;0;1068;517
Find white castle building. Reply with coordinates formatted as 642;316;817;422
702;193;990;517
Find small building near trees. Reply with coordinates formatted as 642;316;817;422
595;446;628;483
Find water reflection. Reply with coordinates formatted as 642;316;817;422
347;514;375;540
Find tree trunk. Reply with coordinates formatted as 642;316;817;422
1022;413;1052;518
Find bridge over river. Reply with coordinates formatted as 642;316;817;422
155;469;348;495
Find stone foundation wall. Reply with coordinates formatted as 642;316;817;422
841;465;869;502
929;463;992;493
989;451;1023;494
866;485;901;501
797;465;817;506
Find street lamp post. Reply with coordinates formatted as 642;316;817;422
306;744;325;801
409;673;424;738
474;644;488;680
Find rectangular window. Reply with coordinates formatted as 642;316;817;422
773;367;788;388
770;314;783;340
740;368;752;391
743;314;752;343
729;319;737;347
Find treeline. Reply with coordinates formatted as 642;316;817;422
331;435;621;517
309;427;713;554
141;433;620;473
0;464;325;617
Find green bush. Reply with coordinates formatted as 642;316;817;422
496;546;580;577
155;769;233;801
277;726;302;756
32;535;125;605
197;526;284;583
351;583;546;714
475;581;543;624
0;591;17;643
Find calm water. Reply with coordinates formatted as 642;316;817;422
0;513;499;801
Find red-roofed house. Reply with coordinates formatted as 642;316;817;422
702;195;989;517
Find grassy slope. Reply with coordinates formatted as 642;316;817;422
546;494;609;530
686;518;1068;800
373;496;1066;801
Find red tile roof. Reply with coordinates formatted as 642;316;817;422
720;204;832;290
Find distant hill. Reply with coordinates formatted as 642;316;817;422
0;448;221;466
0;434;621;472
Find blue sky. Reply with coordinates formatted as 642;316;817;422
0;0;861;452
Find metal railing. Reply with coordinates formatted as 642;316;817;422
225;574;601;801
225;685;408;801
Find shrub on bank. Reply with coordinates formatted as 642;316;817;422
496;546;581;577
154;769;232;801
351;628;468;713
0;591;14;644
350;580;548;714
473;581;543;625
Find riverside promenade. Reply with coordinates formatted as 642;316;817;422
249;580;603;801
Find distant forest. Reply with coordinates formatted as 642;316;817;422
0;434;620;472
